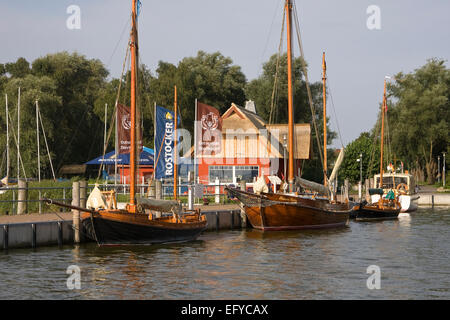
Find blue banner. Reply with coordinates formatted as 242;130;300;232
154;106;180;179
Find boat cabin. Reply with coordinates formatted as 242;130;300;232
372;173;416;195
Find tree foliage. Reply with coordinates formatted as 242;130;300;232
385;59;449;183
0;53;108;179
340;132;380;184
0;51;248;179
340;59;449;185
148;51;247;135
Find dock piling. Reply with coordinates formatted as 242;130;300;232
72;181;80;244
57;221;63;247
148;180;155;199
3;225;8;250
155;180;162;200
31;224;36;248
216;212;220;232
239;181;247;228
17;179;28;215
79;181;87;208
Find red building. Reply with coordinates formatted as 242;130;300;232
192;102;311;186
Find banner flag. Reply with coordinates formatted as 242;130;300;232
117;103;143;155
154;105;180;179
196;102;222;155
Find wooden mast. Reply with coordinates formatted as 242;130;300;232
17;87;20;181
5;94;9;184
322;52;327;186
379;79;387;190
36;100;40;182
285;0;295;192
129;0;138;210
174;86;178;200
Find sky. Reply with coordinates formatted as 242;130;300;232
1;0;449;148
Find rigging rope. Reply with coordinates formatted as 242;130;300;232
7;110;27;179
325;76;345;149
95;43;131;182
38;107;56;181
292;1;325;173
260;0;283;73
106;16;132;69
268;7;286;127
365;115;381;181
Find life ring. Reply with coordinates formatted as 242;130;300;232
396;183;408;194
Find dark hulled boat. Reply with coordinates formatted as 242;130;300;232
225;2;358;231
226;187;356;231
355;202;400;221
353;78;401;222
44;0;207;245
80;0;207;245
81;207;206;245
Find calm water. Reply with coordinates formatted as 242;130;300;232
1;207;449;300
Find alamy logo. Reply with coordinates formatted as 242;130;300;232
366;5;381;30
366;265;381;290
66;5;81;30
66;265;81;290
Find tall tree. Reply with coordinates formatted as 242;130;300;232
0;75;61;179
31;52;109;167
149;51;247;135
340;132;380;184
5;58;31;78
385;59;449;183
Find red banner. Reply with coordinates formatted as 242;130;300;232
117;103;142;154
196;102;222;155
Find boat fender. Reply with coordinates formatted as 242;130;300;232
396;183;408;194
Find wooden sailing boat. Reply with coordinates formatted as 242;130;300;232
355;78;401;221
226;0;356;231
44;0;207;244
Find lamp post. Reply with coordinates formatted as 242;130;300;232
357;153;362;200
438;156;441;183
443;153;446;187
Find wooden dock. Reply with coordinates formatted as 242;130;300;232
0;204;245;250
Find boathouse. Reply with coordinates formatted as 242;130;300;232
192;101;311;185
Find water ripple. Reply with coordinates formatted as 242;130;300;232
0;207;449;299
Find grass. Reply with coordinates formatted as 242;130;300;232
0;179;74;215
0;178;234;215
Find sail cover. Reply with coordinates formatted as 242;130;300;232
137;197;182;214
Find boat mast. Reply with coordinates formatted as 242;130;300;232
36;100;41;182
322;52;327;186
285;0;295;192
129;0;138;209
17;87;20;182
174;86;178;200
379;79;387;189
5;94;9;184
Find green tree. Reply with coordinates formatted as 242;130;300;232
0;75;61;179
340;132;380;184
5;58;31;78
385;59;449;183
148;51;247;135
31;52;109;167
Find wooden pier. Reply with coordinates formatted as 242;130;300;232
0;205;245;250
